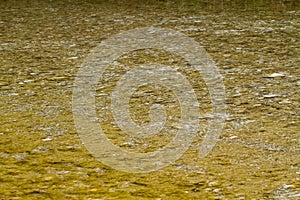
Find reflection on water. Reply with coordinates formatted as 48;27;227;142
0;0;299;199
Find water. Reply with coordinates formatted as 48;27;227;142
0;0;299;199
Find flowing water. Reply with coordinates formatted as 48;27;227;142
0;0;299;199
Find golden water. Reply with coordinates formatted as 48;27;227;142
0;1;299;199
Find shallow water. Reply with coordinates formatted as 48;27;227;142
0;0;299;199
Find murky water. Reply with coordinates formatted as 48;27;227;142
1;0;299;199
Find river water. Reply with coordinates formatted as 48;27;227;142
0;0;299;199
